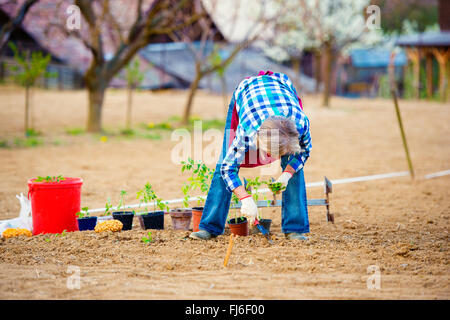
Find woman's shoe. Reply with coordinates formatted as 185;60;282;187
189;229;214;240
285;232;308;241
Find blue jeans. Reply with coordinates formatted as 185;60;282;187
198;96;310;236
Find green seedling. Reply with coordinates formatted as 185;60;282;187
116;190;127;211
141;231;153;244
104;198;113;216
56;229;67;237
245;177;269;220
267;181;286;194
136;183;169;213
34;175;65;183
229;193;245;223
181;157;214;206
76;207;90;219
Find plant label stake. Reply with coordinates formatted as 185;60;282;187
253;218;274;244
223;234;235;267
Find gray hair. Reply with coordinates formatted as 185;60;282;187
257;116;301;157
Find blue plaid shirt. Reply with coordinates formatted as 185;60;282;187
220;72;312;192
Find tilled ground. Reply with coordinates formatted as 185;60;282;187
0;88;448;299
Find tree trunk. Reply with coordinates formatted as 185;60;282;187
314;50;322;94
87;86;106;133
25;85;30;135
182;70;202;125
322;41;333;107
220;74;228;119
126;86;133;130
291;56;302;92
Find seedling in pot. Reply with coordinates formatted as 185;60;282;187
34;175;66;183
136;183;169;213
76;207;90;219
117;190;127;211
136;183;167;230
181;158;214;232
103;198;113;216
246;177;273;235
181;158;214;206
113;190;135;230
76;206;98;231
227;193;248;236
229;193;245;223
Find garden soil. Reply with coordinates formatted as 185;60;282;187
0;87;448;299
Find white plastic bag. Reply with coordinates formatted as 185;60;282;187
0;193;33;237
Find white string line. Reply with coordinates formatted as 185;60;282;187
424;170;450;179
87;170;418;214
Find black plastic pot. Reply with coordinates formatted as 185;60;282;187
138;211;164;230
112;211;135;230
77;216;97;231
256;219;272;234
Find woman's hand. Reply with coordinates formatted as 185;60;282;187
240;195;258;225
275;165;295;189
233;186;258;225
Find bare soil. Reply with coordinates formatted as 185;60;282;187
0;86;449;299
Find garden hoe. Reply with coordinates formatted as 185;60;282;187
254;217;274;244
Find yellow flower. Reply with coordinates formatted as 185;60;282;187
100;136;108;143
147;122;155;129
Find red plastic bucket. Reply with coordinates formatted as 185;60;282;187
28;177;83;235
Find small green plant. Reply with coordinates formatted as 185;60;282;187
266;181;286;194
181;158;214;206
136;182;169;213
76;207;90;219
116;190;127;211
245;177;268;220
229;193;244;223
34;175;65;183
56;229;67;237
141;231;153;244
103;198;113;216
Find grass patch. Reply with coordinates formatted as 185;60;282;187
143;133;162;140
120;128;135;136
14;136;43;148
143;121;173;130
65;127;85;136
25;128;42;138
0;140;9;148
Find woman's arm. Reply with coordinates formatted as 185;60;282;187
233;185;249;199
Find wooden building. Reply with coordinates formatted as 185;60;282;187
396;0;450;101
